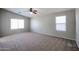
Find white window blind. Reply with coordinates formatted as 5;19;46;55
56;16;66;31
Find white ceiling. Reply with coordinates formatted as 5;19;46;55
4;8;32;17
4;8;74;18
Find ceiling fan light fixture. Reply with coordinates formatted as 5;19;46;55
29;12;33;15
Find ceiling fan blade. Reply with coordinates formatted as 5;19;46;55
33;10;37;14
30;8;32;12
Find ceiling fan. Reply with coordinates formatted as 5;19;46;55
29;8;37;14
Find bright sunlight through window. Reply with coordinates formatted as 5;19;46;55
11;19;24;29
56;16;66;31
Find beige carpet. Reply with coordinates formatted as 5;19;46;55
0;32;78;51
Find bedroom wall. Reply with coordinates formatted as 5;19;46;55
0;13;2;37
31;9;75;40
76;8;79;48
0;9;30;36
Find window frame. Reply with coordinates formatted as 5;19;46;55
10;19;24;30
55;16;66;32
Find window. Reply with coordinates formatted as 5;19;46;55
11;19;24;29
56;16;66;31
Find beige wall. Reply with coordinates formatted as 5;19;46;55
31;10;75;40
76;8;79;48
0;9;30;36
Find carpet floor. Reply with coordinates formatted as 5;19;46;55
0;32;78;51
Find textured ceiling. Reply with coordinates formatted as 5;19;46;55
4;8;74;18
